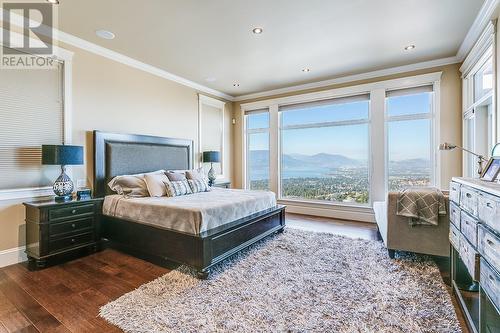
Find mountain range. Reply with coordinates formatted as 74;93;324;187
249;150;429;169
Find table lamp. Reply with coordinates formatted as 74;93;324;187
203;151;220;186
42;145;83;201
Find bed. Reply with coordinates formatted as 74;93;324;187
94;131;285;278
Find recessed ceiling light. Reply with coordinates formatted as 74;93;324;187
404;44;416;51
46;0;59;4
302;68;311;73
252;27;263;34
95;29;116;40
233;83;240;87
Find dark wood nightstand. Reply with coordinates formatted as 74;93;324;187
23;197;103;270
213;181;231;188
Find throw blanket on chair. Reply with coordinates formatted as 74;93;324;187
396;188;447;226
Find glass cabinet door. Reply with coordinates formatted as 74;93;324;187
473;58;493;103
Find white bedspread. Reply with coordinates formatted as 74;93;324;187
102;188;277;235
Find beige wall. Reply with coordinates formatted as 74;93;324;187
0;44;232;252
231;63;463;190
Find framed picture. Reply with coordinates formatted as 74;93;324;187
481;157;500;182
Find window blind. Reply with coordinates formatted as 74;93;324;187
245;108;269;115
0;62;64;190
386;85;433;98
279;93;370;112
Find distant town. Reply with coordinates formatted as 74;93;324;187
249;150;431;203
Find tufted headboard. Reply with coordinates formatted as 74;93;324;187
93;130;193;197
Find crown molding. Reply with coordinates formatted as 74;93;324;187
457;0;500;61
233;57;458;102
0;8;234;101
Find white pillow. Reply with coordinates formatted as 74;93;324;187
108;170;165;197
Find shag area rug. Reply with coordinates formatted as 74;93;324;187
100;229;461;333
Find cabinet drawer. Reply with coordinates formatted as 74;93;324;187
460;211;478;248
478;224;500;269
460;186;479;217
450;182;461;204
49;204;94;221
449;202;460;228
478;192;500;234
449;224;460;250
49;232;94;253
480;258;500;313
49;217;93;238
459;235;480;280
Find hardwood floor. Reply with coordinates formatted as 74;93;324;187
0;213;467;332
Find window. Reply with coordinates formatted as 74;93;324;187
386;86;434;191
0;62;64;190
463;51;495;177
245;110;270;190
279;95;370;205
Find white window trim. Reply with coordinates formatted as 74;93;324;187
198;94;227;180
0;29;74;201
240;72;442;215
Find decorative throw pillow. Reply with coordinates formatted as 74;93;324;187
108;170;164;197
144;173;171;197
165;172;193;197
188;178;211;193
186;168;209;183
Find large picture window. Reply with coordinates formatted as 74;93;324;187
386;86;434;191
279;95;370;205
245;110;270;190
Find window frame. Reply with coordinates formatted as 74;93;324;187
0;31;74;201
384;87;437;192
278;95;372;207
240;72;442;217
243;109;270;190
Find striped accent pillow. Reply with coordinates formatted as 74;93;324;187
188;178;211;193
165;180;193;197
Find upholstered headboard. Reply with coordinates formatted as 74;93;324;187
93;130;193;197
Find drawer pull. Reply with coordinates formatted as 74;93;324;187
486;202;492;208
466;193;472;198
71;238;75;243
71;223;76;228
71;209;77;214
489;274;495;281
487;239;494;246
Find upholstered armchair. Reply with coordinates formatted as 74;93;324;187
373;192;450;258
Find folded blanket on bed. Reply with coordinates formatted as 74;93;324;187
396;188;446;226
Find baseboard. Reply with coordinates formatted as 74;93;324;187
284;204;375;223
0;246;27;268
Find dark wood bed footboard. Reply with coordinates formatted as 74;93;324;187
101;205;286;279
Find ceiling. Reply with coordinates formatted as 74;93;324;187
57;0;484;97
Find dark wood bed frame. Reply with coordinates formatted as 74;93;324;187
93;131;285;279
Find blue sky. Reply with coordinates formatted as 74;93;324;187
248;92;431;161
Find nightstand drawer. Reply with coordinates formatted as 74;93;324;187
49;232;94;253
49;217;94;238
49;204;95;221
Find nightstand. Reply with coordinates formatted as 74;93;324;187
24;197;103;270
213;181;231;188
